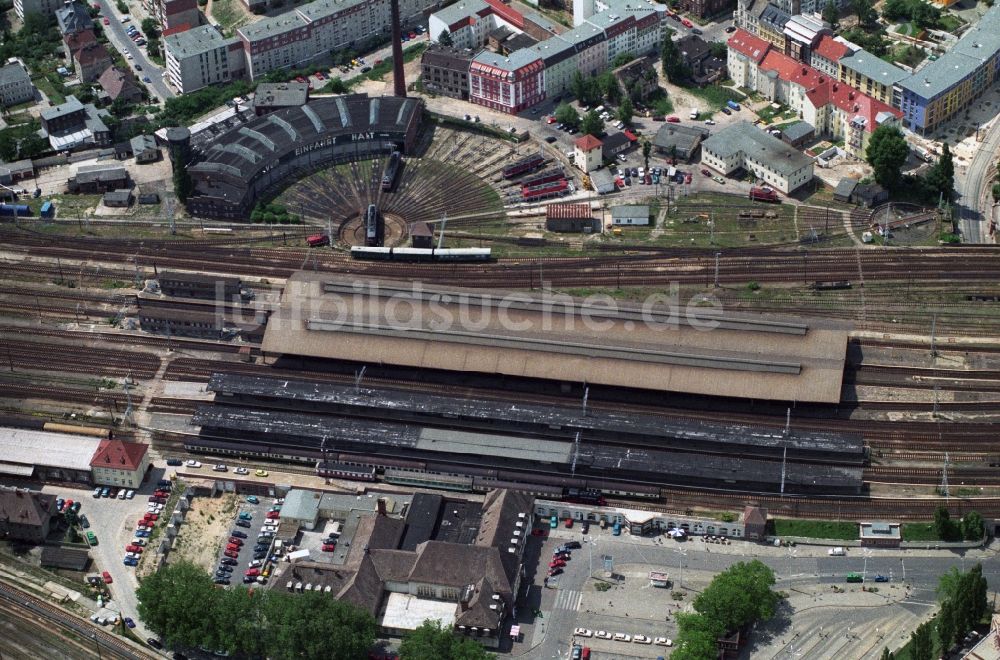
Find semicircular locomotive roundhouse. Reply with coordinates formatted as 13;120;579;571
184;94;424;220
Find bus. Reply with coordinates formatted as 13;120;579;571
845;572;863;583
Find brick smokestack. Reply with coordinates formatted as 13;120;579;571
390;0;407;97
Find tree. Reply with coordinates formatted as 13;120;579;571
865;125;908;189
597;71;620;104
612;52;634;68
910;622;934;660
880;648;894;660
823;0;839;27
136;561;220;650
580;110;604;138
961;511;985;541
672;613;724;660
993;183;1000;202
554;103;580;128
933;505;952;540
936;598;956;653
438;29;453;46
853;0;878;28
399;620;495;660
618;97;633;125
693;560;779;634
141;17;159;39
264;591;376;660
642;139;652;171
661;28;689;84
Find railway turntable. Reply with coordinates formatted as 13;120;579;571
261;272;850;404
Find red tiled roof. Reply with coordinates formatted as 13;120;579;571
64;29;96;54
813;35;851;62
829;82;902;131
623;129;638;142
75;43;111;66
547;202;592;219
727;29;771;64
99;66;139;100
90;439;148;471
575;134;602;151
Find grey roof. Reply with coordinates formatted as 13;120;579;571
611;204;649;219
561;22;606;48
653;123;709;153
528;35;575;67
41;95;85;122
282;488;321;521
400;493;443;551
238;11;309;42
420;45;477;69
56;2;94;35
75;163;127;183
703;122;812;176
585;10;628;30
103;189;133;202
676;34;712;61
472;48;541;71
166;25;239;57
130;134;157;152
297;0;367;21
0;63;31;87
899;4;1000;99
781;120;815;142
40;547;90;570
839;49;908;87
834;177;858;198
601;131;630;151
758;3;791;28
0;428;99;471
254;83;309;109
590;167;615;193
431;0;488;26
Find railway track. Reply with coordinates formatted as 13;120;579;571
0;581;152;660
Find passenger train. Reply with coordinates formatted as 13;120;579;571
350;246;492;262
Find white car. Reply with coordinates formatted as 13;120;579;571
126;552;140;559
594;631;612;640
125;490;135;499
574;628;593;637
704;119;716;125
93;487;102;498
633;634;652;644
654;637;673;646
617;153;627;162
234;467;249;475
213;464;228;472
186;460;201;468
613;633;631;642
118;490;127;499
249;559;263;568
125;53;133;60
638;167;645;177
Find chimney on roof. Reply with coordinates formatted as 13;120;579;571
802;67;807;74
833;83;838;91
377;498;387;516
849;91;855;100
389;0;406;97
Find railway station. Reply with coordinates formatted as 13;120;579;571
207;373;865;465
261;273;851;404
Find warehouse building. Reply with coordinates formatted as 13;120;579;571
702;121;813;194
68;164;129;194
652;123;709;161
546;202;598;232
610;204;649;226
0;428;100;484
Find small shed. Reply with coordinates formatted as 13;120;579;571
546;202;598;233
590;168;616;195
611;204;650;226
410;221;434;248
742;505;767;541
851;182;888;208
833;177;858;203
859;521;901;548
103;189;133;207
138;193;160;205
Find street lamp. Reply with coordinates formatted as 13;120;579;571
674;547;687;588
91;633;102;660
862;548;873;583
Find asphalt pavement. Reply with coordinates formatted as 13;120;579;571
95;0;174;102
956;115;1000;243
214;498;272;586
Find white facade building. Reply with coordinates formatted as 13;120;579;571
165;26;246;93
0;62;35;108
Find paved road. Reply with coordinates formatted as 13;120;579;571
95;0;174;102
956;115;1000;243
521;528;1000;660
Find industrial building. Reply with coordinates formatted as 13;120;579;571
702;121;814;194
68;164;129;194
0;428;101;484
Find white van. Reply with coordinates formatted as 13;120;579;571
828;547;846;556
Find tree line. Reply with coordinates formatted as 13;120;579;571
865;125;955;204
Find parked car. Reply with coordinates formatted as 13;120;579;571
725;25;736;32
547;567;563;577
575;628;593;637
721;107;732;115
701;168;712;176
224;550;239;559
102;571;113;584
633;634;652;644
234;467;249;475
221;557;238;565
235;520;251;528
322;543;337;552
666;116;680;123
595;631;613;640
239;512;253;520
213;464;227;472
166;458;182;466
123;557;138;566
246;496;259;504
228;537;244;546
255;469;269;477
874;574;889;582
654;637;673;646
185;460;201;468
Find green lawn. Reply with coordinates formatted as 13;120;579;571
683;83;745;110
937;14;963;32
772;519;858;540
901;523;940;541
32;75;66;105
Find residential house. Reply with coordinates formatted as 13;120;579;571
810;34;850;78
89;439;150;488
40;95;112;150
838;48;907;107
601;131;631;160
612;56;660;103
756;3;791;48
130;134;160;163
55;1;94;36
71;39;113;83
0;62;35;108
782;13;830;63
676;34;727;85
165;25;246;94
0;486;56;543
727;29;771;90
678;0;735;19
99;66;143;104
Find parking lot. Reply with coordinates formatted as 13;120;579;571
212;498;275;586
40;467;171;640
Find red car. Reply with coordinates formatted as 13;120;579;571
145;513;159;521
228;537;243;545
102;571;113;584
226;543;241;552
681;18;693;27
564;518;573;528
295;76;307;83
224;550;239;559
549;559;566;568
666;116;680;123
126;545;143;553
65;499;74;510
701;168;712;177
266;511;280;519
408;32;416;39
154;490;168;498
103;17;109;24
245;568;260;577
322;543;336;552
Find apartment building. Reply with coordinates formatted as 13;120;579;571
165;25;246;93
896;4;1000;134
702;121;813;193
809;34;849;77
421;45;476;99
0;62;35;108
14;0;63;18
238;0;444;80
838;48;907;106
469;49;545;113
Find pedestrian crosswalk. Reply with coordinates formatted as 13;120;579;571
554;589;582;611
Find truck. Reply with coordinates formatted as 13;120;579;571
306;233;329;247
828;547;846;556
749;186;780;203
915;146;935;163
40;201;54;218
690;107;699;120
726;100;741;111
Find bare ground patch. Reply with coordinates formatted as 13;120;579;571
168;494;239;572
